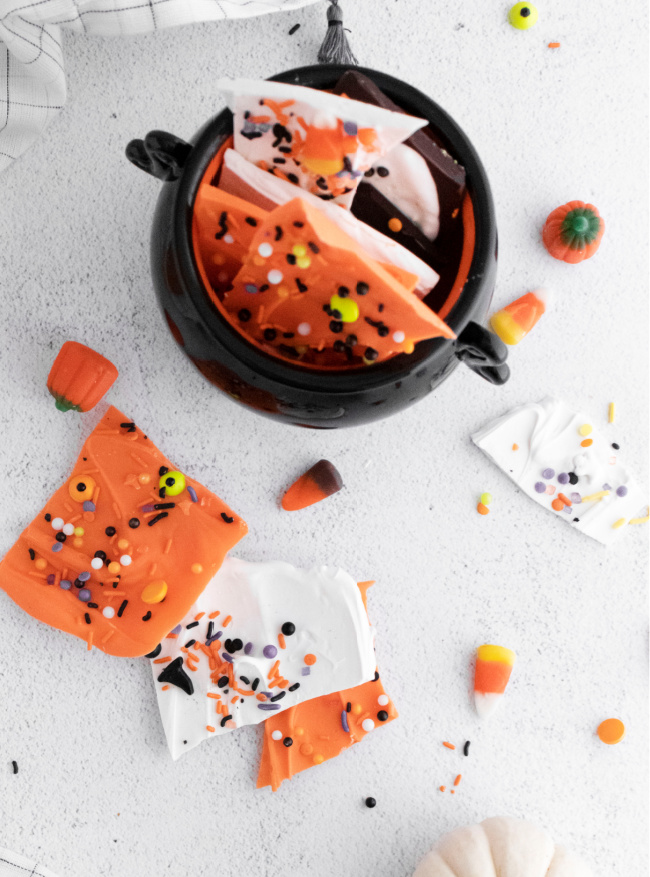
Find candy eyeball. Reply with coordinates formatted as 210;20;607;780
68;475;96;502
158;470;186;496
508;1;538;29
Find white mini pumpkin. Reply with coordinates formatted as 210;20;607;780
413;817;594;877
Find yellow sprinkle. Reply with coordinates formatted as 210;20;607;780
277;286;289;299
296;256;311;269
292;244;307;258
629;507;649;525
480;492;493;506
612;518;626;529
191;563;203;574
581;491;610;502
579;424;593;436
608;402;615;423
73;527;85;537
313;754;324;765
141;580;168;603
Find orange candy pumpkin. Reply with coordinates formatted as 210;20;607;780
542;201;605;263
47;341;118;412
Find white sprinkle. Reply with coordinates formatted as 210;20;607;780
297;322;311;336
224;234;234;244
258;242;273;258
51;517;64;530
271;730;282;741
102;606;115;619
392;330;405;343
377;694;389;706
361;719;375;732
90;557;103;570
62;523;75;536
120;555;132;566
267;269;284;285
217;271;229;283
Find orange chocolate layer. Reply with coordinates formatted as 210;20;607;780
0;407;247;657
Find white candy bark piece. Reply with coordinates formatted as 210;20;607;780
472;397;646;545
368;144;440;240
151;557;376;759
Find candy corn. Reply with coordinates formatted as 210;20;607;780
473;644;516;719
281;460;343;511
490;289;549;345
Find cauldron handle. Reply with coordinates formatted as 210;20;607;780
125;130;192;182
454;321;510;385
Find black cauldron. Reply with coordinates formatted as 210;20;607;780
126;64;508;428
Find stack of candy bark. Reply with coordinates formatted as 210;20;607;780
192;71;469;367
0;407;397;790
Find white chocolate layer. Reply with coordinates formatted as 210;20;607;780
472;397;646;546
368;144;440;240
152;557;376;759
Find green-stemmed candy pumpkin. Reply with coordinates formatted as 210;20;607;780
542;201;605;263
47;341;118;413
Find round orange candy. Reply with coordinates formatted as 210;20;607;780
597;718;625;745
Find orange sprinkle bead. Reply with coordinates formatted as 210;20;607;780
477;502;490;516
191;563;203;574
304;653;317;665
439;786;446;792
206;725;216;733
597;718;625;745
107;562;121;575
34;558;47;570
388;217;403;232
138;473;151;485
581;438;593;447
551;498;564;511
313;754;324;765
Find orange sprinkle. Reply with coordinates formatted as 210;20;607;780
439;786;446;792
512;443;519;450
153;657;171;664
86;633;93;651
477;502;490;516
551;498;564;511
277;678;289;689
558;493;571;506
231;696;239;704
304;653;317;666
443;742;456;750
186;663;198;672
270;659;281;677
454;774;462;786
548;41;561;48
222;615;232;627
195;612;205;621
388;217;403;233
191;563;203;574
164;539;173;555
256;693;267;701
206;725;216;733
166;633;178;639
278;633;286;650
161;685;170;691
450;790;455;794
581;438;593;447
34;558;47;571
100;630;114;644
209;611;220;619
207;692;220;699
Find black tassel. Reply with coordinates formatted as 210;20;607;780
318;1;358;66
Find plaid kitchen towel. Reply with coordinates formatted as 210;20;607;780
0;0;321;173
0;847;59;877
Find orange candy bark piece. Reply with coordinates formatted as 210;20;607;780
281;459;343;511
223;197;455;361
192;185;268;295
0;406;247;657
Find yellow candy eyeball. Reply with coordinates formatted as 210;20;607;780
159;470;186;496
508;2;538;29
68;475;96;503
330;294;360;324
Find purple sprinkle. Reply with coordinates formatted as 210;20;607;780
141;504;155;513
301;667;311;677
534;482;546;494
245;283;259;294
262;691;272;697
570;492;582;504
542;468;555;479
244;642;253;655
60;579;72;590
171;624;182;635
78;588;91;602
78;571;91;582
46;574;55;585
222;653;233;663
263;645;278;659
258;703;281;710
603;483;612;491
557;473;569;485
617;486;628;497
51;542;63;552
83;500;96;512
206;631;222;645
563;505;573;514
187;485;198;503
341;710;350;733
343;121;358;136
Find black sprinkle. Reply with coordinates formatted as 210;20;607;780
316;176;328;190
264;328;278;342
105;526;116;537
463;740;471;756
55;532;66;543
94;550;107;560
214;210;229;240
206;621;215;640
272;157;286;164
376;166;389;178
112;582;119;588
87;602;99;609
373;671;380;681
378;303;384;313
224;638;243;653
148;512;169;527
238;676;250;686
74;579;83;589
275;225;284;241
356;282;369;295
346;702;352;712
245;216;258;226
142;611;152;621
44;513;52;522
278;146;292;154
283;736;293;747
185;639;196;648
270;691;286;702
296;278;308;293
154;502;175;510
220;715;232;727
252;678;260;691
365;348;379;362
308;241;320;253
365;797;377;808
84;613;91;625
28;548;35;560
117;600;128;618
281;621;296;636
288;683;300;692
120;422;135;429
573;517;580;522
330;320;344;333
128;518;140;529
364;168;375;178
286;253;297;265
259;284;269;292
238;309;252;322
612;443;620;450
287;173;299;184
11;760;18;774
241;128;263;141
158;487;166;499
568;472;579;485
377;710;389;722
345;334;357;347
289;22;301;34
333;340;346;353
158;657;194;696
159;466;169;476
217;676;229;688
145;644;162;659
221;513;234;524
186;621;199;630
293;221;304;228
282;332;295;339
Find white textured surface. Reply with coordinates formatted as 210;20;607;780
0;2;647;876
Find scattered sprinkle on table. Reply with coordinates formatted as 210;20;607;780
463;741;471;756
288;23;301;35
443;741;456;750
364;796;377;808
11;760;18;774
548;41;561;48
597;718;625;745
608;402;615;423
